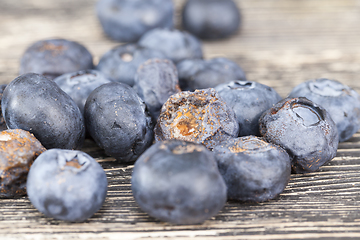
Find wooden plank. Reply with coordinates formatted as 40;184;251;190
1;0;360;239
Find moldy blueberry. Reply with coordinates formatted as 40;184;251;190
131;140;227;225
84;82;153;163
215;80;282;136
26;149;108;222
138;28;203;64
155;88;239;150
133;58;181;121
177;57;246;91
19;39;94;80
2;73;85;150
182;0;241;40
213;136;291;202
96;0;174;42
96;43;166;86
288;78;360;142
0;129;45;198
259;97;339;173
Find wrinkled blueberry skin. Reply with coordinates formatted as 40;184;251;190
177;57;246;91
26;149;108;222
215;81;282;136
19;39;94;80
96;0;174;42
84;82;153;163
0;84;7;131
2;73;85;150
133;58;181;121
131;140;227;225
0;129;45;198
213;136;291;202
288;78;360;142
155;88;239;150
182;0;241;40
259;97;339;173
96;43;166;86
54;70;112;115
138;28;203;64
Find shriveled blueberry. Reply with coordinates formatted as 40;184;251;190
96;43;166;86
177;57;246;91
2;73;85;150
213;136;291;202
54;70;112;115
155;88;239;150
182;0;241;40
19;39;94;79
215;80;282;136
84;82;153;163
259;97;339;173
0;84;7;131
133;58;181;121
26;149;108;222
0;129;45;198
288;78;360;142
138;28;203;64
131;140;227;224
96;0;174;42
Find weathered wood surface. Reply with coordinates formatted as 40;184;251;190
1;0;360;239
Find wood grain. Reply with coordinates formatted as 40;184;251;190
1;0;360;239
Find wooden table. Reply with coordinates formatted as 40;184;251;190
1;0;360;239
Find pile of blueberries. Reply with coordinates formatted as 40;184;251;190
1;0;360;225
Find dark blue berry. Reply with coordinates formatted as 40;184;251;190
177;57;246;91
259;97;339;173
19;39;94;79
0;129;45;198
131;140;227;224
2;73;85;150
213;136;291;202
182;0;241;40
155;88;239;150
96;43;166;86
26;149;108;222
84;82;153;163
138;28;203;64
54;70;112;115
133;58;181;121
0;84;7;131
215;80;282;136
96;0;174;42
288;78;360;142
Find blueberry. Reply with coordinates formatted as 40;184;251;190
26;149;108;222
96;0;174;42
96;43;167;86
138;28;203;64
19;39;94;80
288;78;360;142
131;140;227;224
177;57;246;91
215;80;282;136
84;82;153;163
54;70;112;115
213;136;291;202
155;88;239;150
0;129;45;198
2;73;85;150
133;58;181;121
259;97;339;173
182;0;241;40
0;84;8;131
